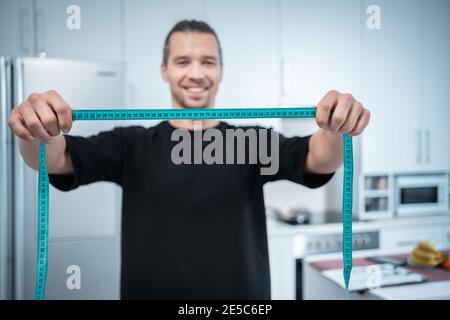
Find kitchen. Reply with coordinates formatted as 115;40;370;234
0;0;449;301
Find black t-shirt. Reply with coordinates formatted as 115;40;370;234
49;120;334;299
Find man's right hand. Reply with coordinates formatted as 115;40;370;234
8;90;73;143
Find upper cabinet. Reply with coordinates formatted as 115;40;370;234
361;0;450;174
422;0;450;172
280;0;361;105
361;0;422;174
0;0;35;56
34;0;122;61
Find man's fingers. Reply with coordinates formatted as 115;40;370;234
328;93;354;132
315;90;370;136
18;101;53;143
8;91;71;143
31;95;60;136
316;90;339;129
339;101;364;133
348;109;371;136
8;109;34;142
45;90;72;133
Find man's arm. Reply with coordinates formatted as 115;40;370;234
305;90;371;174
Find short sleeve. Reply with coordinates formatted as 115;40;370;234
261;132;335;188
49;127;127;191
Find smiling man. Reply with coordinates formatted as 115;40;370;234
161;23;223;130
8;20;370;299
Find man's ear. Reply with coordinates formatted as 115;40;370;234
160;63;168;82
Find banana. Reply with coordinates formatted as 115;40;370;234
412;248;438;260
417;241;438;253
408;241;447;268
411;253;441;266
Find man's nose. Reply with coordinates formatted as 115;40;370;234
187;61;206;80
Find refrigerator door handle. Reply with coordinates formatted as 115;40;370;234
13;57;26;299
0;57;8;180
1;56;14;299
0;57;8;299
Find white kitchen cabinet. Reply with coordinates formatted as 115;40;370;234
445;226;450;247
362;0;450;174
204;0;280;129
361;0;422;174
280;0;361;105
380;225;445;251
268;235;295;299
422;0;450;172
0;0;34;56
34;0;122;60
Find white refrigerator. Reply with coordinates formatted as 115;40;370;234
0;56;125;299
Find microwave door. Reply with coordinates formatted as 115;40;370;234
396;176;448;217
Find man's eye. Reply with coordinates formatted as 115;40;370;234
204;61;215;66
177;61;188;65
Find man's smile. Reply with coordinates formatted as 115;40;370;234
183;86;209;93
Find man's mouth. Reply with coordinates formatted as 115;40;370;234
184;86;209;93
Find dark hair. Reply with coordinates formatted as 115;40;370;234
162;20;223;65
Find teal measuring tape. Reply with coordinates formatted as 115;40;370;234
36;143;49;300
36;107;353;299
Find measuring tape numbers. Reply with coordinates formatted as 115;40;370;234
36;107;353;299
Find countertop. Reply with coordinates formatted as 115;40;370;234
267;213;450;237
309;250;450;300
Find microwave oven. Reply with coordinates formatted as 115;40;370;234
395;174;449;217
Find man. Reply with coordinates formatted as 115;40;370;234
8;20;370;299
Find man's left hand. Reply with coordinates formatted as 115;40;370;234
315;90;370;136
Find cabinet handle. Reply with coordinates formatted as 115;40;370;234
19;9;30;54
281;59;290;100
36;10;45;56
425;130;430;163
416;130;422;164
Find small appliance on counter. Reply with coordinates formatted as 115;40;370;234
267;207;360;226
395;174;449;217
359;173;450;220
267;207;311;225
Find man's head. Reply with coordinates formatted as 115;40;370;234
161;20;223;109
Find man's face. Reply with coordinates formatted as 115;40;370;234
161;32;223;109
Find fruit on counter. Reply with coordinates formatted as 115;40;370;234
407;241;448;268
441;256;450;270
